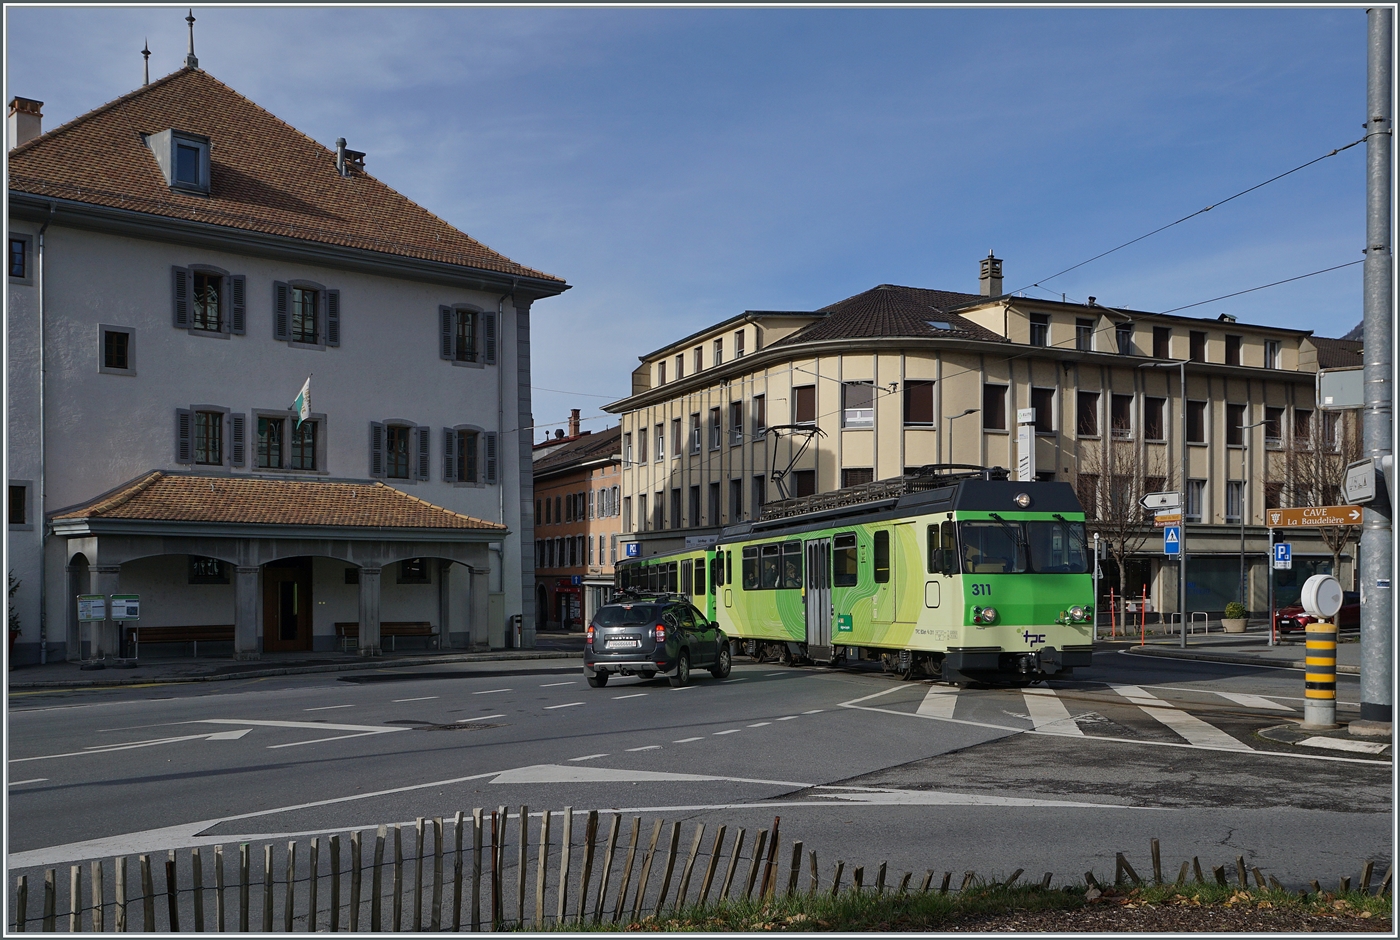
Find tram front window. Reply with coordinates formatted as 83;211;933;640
958;521;1028;574
1026;520;1089;573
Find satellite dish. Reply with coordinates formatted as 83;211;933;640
1301;574;1344;620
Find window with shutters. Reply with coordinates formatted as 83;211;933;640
195;410;223;464
258;417;283;468
388;426;410;477
444;427;482;484
272;280;338;349
370;421;428;481
253;413;321;471
192;272;223;332
176;406;244;467
173;267;246;337
98;324;136;376
292;288;318;343
439;305;496;367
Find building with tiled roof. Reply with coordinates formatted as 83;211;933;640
7;57;567;665
604;252;1362;619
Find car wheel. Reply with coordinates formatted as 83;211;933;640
710;644;732;679
587;672;608;688
669;650;690;687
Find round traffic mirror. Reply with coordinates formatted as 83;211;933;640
1300;574;1344;620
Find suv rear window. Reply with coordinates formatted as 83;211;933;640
594;605;660;626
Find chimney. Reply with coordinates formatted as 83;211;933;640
979;250;1003;298
568;409;581;438
555;429;564;440
8;97;43;149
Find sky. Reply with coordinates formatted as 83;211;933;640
5;5;1371;439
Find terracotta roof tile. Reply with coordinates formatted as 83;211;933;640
770;284;1004;348
50;471;505;531
10;68;563;283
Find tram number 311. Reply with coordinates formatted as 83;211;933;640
969;583;994;596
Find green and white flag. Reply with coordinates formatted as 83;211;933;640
291;376;311;428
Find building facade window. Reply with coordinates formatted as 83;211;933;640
8;483;29;527
729;401;743;444
675;354;684;381
99;325;137;376
1153;326;1171;359
1186;401;1207;444
1264;407;1284;445
1144;397;1166;441
752;475;766;514
714;338;723;366
1185;479;1206;523
842;468;874;488
983;384;1007;430
1225;480;1243;523
1116;322;1133;355
292;287;319;344
454;429;479;482
694;347;703;373
1076;391;1099;437
399;558;431;584
904;380;934;426
1225;334;1242;366
1076;318;1094;351
623;432;633;464
1110;394;1133;438
690;414;702;454
274;280;338;348
1029;313;1049;347
195;410;223;464
753;394;767;436
655;422;664;461
1265;340;1282;369
658;361;666;385
258;417;283;468
735;330;746;357
1322;412;1341;452
1030;387;1054;433
1226;403;1246;446
791;469;816;497
709;407;721;449
671;418;681;457
793;386;816;425
386;425;411;478
1293;409;1312;447
8;236;28;279
1189;330;1207;362
192;271;223;332
842;382;874;428
189;556;229;584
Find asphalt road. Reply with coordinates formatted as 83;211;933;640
6;647;1391;921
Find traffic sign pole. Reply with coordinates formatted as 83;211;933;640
1267;528;1274;648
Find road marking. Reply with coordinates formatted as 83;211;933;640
304;705;356;711
1021;688;1084;736
776;716;799;721
747;722;771;728
487;764;810;787
626;745;662;752
841;685;905;706
765;672;787;677
916;686;959;720
541;681;576;688
197;719;398;733
713;729;740;735
473;689;511;695
392;696;439;703
1211;691;1294;711
670;686;696;692
568;754;609;762
1109;684;1251;751
1298;736;1389;755
460;715;505;722
545;702;583;710
205;729;252;740
12;730;259;762
802;709;824;714
612;693;648;700
9;778;47;787
267;731;386;749
673;737;703;743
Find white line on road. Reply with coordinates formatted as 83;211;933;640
802;709;824;714
545;702;583;710
9;778;47;786
568;754;609;762
765;673;787;677
626;746;662;752
267;731;386;749
304;705;356;711
473;689;512;695
612;693;648;700
670;686;695;692
841;685;907;706
197;719;399;733
459;715;505;721
747;722;771;728
13;731;257;762
1021;688;1084;736
713;729;740;735
1298;736;1390;754
391;696;439;703
1110;684;1251;751
541;681;577;687
1211;691;1294;711
916;685;959;720
776;716;799;721
673;737;703;743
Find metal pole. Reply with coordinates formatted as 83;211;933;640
1093;533;1101;642
1359;6;1393;729
1179;360;1188;648
1267;527;1275;648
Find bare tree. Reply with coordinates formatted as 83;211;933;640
1268;409;1362;576
1077;440;1170;596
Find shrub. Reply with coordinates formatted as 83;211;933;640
1224;601;1247;620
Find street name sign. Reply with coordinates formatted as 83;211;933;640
1153;510;1182;528
1343;458;1377;504
1140;491;1181;511
1162;526;1181;556
1265;506;1363;528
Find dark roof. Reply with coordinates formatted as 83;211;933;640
9;67;562;283
770;284;1003;348
1314;336;1364;370
534;426;621;476
50;471;505;530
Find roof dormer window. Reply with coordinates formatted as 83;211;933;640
146;128;211;194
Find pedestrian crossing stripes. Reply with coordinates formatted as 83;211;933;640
1021;687;1084;736
1108;684;1252;751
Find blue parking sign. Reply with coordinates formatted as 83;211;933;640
624;542;640;558
1274;543;1292;564
1163;526;1181;556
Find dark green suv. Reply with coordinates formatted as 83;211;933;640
583;594;731;688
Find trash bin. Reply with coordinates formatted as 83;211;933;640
508;614;523;649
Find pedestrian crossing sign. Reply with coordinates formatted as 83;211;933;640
1163;526;1181;556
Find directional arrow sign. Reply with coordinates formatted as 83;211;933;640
1140;491;1181;511
1265;506;1364;528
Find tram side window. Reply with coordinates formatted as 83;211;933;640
873;530;891;583
681;560;693;596
927;521;959;575
760;544;781;589
833;533;859;586
742;547;759;590
695;559;706;596
712;552;724;588
726;550;733;586
782;541;803;589
665;562;678;593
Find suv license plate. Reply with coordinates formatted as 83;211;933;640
607;638;640;649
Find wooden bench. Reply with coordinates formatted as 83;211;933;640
124;625;235;659
335;622;437;652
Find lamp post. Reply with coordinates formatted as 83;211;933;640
945;408;979;465
1139;359;1188;647
1238;418;1269;624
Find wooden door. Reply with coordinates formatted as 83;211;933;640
263;558;313;651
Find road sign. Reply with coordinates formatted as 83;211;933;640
1162;526;1181;556
76;595;105;622
624;542;640;558
1317;367;1364;411
1273;543;1292;570
570;575;581;586
1140;491;1181;511
1344;458;1377;504
1153;510;1182;528
110;595;140;620
1265;505;1363;528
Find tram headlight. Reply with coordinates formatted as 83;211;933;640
973;606;998;625
1013;493;1032;508
1068;605;1087;622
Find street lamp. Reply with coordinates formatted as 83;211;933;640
1139;359;1188;647
945;408;979;465
1238;418;1269;628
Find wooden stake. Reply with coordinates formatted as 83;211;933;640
328;836;341;934
92;858;105;933
283;842;296;932
853;866;864;893
191;847;203;933
875;861;886;896
42;868;55;933
69;864;81;934
808;850;820;898
1310;879;1322;894
534;809;551;929
919;870;934;894
1176;860;1189;885
1376;865;1392;897
370;825;386;932
759;817;780;900
577;810;600;923
829;862;844;898
431;817;444;931
1192;856;1204;885
262;844;274;932
1251;867;1266;890
743;830;768;900
1212;866;1227;887
674;823;705;911
786;841;803;897
348;831;361;933
612;817;639;924
718;829;745;901
141;854;156;932
960;871;975;891
494;806;507;928
1117;853;1141;885
655;821;682;912
897;872;911;895
414;817;426;932
1040;872;1053;890
471;808;483;932
1235;856;1248;890
1151;838;1162;885
391;825;402;932
1269;875;1284;892
488;811;498;931
1361;859;1375;894
515;807;528;929
14;874;26;933
939;872;952;895
1004;869;1022;888
594;814;622;922
451;812;464;933
556;806;574;923
1340;876;1352;894
117;856;128;934
308;838;319;934
631;818;664;919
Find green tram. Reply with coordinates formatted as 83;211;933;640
711;466;1095;684
614;546;717;623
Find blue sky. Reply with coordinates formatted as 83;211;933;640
6;6;1369;437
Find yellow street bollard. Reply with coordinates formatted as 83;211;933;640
1303;620;1338;729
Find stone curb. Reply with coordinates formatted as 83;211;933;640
1125;645;1360;675
6;650;583;690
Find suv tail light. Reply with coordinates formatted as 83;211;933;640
585;625;595;645
653;623;666;643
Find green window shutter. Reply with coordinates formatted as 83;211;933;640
172;267;190;328
274;281;290;341
440;306;454;360
485;432;498;484
229;275;246;334
176;409;193;463
415;425;430;481
230;413;246;466
484;312;497;365
369;421;385;477
443;428;457;482
325;289;341;347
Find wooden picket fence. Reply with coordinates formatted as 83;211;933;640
8;815;1393;932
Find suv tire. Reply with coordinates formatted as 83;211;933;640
669;650;690;688
710;645;731;679
587;673;608;688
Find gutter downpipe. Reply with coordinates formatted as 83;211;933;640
494;278;517;644
36;201;55;663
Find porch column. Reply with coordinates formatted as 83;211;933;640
438;560;453;650
89;566;121;660
358;567;382;656
469;566;490;650
234;566;261;661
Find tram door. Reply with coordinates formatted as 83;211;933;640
804;539;832;662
